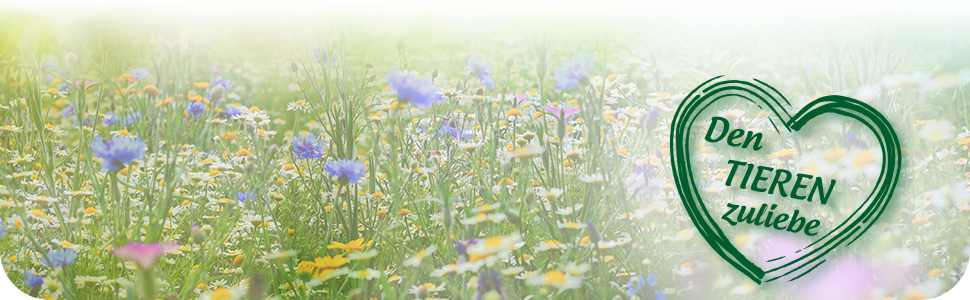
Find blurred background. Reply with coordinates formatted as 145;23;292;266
0;0;970;55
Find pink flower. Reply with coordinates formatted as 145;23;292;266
112;242;179;269
510;93;528;106
796;258;875;300
543;105;580;120
73;80;99;90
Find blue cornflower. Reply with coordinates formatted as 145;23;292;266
324;158;367;185
102;112;119;125
625;274;665;300
293;132;325;160
90;136;146;171
62;104;75;118
123;112;142;127
0;219;5;238
24;270;43;288
552;52;596;91
846;132;869;148
130;68;150;80
225;105;246;118
41;54;59;70
41;249;77;268
186;102;207;118
74;117;94;127
312;45;339;65
57;83;72;93
476;271;504;300
454;238;476;256
439;121;472;140
643;107;660;131
236;191;255;203
385;69;441;108
209;75;233;91
465;57;495;89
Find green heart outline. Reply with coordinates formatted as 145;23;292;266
669;76;902;284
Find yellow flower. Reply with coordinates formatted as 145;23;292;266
117;73;136;83
327;238;367;252
348;268;380;280
235;149;252;157
233;254;245;267
209;287;234;300
313;255;350;269
140;85;159;97
404;245;436;267
525;270;582;290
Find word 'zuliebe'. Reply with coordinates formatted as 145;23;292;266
703;116;836;236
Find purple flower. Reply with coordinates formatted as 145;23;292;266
465;57;495;89
0;219;5;238
123;112;142;127
385;69;440;108
293;132;325;160
209;75;233;91
312;45;339;65
23;270;43;288
543;105;581;121
797;258;875;300
643;108;659;131
41;54;59;70
102;112;119;125
225;105;246;118
626;274;665;300
90;136;146;171
846;132;869;148
476;271;504;300
130;68;150;80
552;52;595;91
186;102;206;118
454;238;476;256
439;121;473;140
57;83;72;94
236;191;255;203
41;249;77;268
325;158;366;185
62;104;76;118
112;242;178;269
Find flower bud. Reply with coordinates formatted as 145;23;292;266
587;222;600;245
233;254;246;267
431;68;439;79
209;84;224;103
365;61;374;69
396;39;405;51
65;52;77;65
505;55;514;68
247;275;265;300
290;62;298;73
191;225;206;244
416;286;429;299
350;289;364;300
29;285;41;298
506;210;521;226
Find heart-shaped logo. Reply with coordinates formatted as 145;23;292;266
669;76;902;284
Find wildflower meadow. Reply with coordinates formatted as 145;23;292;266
0;6;969;300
